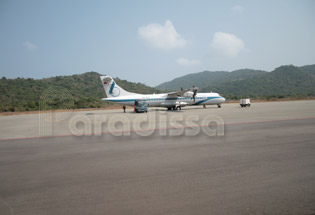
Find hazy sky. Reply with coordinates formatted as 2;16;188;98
0;0;314;86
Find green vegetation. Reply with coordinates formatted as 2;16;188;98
0;72;159;112
203;65;315;100
157;64;315;100
1;64;315;112
155;69;267;90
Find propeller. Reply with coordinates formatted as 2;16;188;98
192;85;198;102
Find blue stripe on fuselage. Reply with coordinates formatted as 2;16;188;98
104;96;222;104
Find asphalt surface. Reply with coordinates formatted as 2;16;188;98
0;100;315;215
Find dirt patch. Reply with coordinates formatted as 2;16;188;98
0;104;130;116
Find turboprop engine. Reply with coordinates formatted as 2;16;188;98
183;91;194;97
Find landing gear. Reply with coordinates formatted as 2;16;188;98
167;106;181;111
167;107;176;111
217;104;221;108
203;105;206;109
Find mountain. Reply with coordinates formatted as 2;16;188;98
0;72;159;112
155;64;315;100
202;65;315;99
155;69;267;91
299;64;315;75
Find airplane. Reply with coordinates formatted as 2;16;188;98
100;76;226;110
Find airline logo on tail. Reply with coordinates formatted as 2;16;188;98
105;80;120;97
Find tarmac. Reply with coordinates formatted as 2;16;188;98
0;100;315;214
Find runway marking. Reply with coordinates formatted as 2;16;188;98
0;116;315;141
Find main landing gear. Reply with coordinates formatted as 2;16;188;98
167;106;181;111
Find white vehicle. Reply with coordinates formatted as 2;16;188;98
100;76;226;110
240;98;251;107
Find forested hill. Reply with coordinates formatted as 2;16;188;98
0;72;159;112
156;64;315;100
203;65;315;99
155;69;267;91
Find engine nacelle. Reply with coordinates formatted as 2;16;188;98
183;91;194;97
176;101;188;108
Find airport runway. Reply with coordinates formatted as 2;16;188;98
0;100;315;215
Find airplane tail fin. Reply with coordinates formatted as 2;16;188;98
100;76;136;98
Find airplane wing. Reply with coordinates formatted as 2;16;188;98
166;87;198;97
166;90;189;97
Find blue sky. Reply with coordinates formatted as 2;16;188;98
0;0;314;86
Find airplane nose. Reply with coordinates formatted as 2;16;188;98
221;97;226;103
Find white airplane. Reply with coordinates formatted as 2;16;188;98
100;76;225;110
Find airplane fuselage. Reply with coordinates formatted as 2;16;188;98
102;92;225;108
